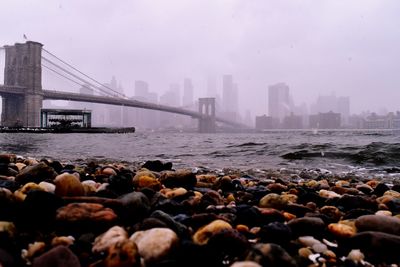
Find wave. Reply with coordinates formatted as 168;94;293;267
281;142;400;165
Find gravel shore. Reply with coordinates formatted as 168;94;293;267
0;154;399;266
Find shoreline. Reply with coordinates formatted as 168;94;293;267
0;154;399;266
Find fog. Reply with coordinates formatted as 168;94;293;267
1;0;400;120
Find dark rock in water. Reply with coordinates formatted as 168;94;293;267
207;229;249;264
15;162;57;185
259;222;292;246
108;173;134;195
0;189;16;221
160;170;197;189
119;192;151;224
342;208;374;220
142;160;172;172
386;198;400;213
137;218;168;231
246;243;297;267
259;208;285;225
0;164;18;176
0;248;15;267
373;183;390;197
182;213;220;231
288;217;325;238
17;190;63;230
48;160;63;174
235;205;262;227
355;215;400;235
335;194;377;212
346;231;400;264
150;210;189;238
32;246;81;267
153;198;184;216
0;180;18;192
200;190;224;208
284;203;313;217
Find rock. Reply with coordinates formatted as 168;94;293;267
259;222;292;245
17;190;63;230
328;223;356;238
161;187;188;199
102;167;117;176
92;226;128;253
230;261;262;267
130;228;178;264
319;189;340;199
355;214;400;235
56;203;117;233
38;181;56;193
160;170;197;189
132;175;161;191
103;239;140;267
118;192;151;224
108;174;134;195
32;246;81;267
207;229;249;263
0;248;15;267
54;173;85;197
347;231;400;263
14;182;44;201
193;219;232;245
15;162;57;185
336;194;377;211
288;217;325;237
259;193;288;210
51;236;75;247
245;243;297;267
150;210;188;237
142;160;172;172
319;206;343;222
200;190;224;208
347;249;364;263
22;242;46;265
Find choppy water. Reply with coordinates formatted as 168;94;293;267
1;130;400;176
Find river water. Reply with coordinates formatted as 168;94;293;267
1;130;400;177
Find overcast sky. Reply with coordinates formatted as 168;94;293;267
1;0;399;116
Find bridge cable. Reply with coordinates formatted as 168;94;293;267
42;63;89;89
42;48;126;98
42;57;118;97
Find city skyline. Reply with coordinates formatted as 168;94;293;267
1;0;399;117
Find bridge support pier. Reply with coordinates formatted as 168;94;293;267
1;41;43;127
198;97;216;133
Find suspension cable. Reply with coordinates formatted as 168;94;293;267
42;48;126;98
42;57;117;97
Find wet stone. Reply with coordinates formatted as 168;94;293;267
160;169;197;189
15;162;57;185
32;246;81;267
92;226;128;253
245;243;297;267
54;173;85;197
288;217;325;238
355;214;400;235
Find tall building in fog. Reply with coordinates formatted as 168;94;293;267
222;74;239;121
182;78;194;107
207;76;217;97
337;96;350;126
268;83;290;122
310;93;350;127
133;80;159;130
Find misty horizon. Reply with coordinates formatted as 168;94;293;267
1;0;399;119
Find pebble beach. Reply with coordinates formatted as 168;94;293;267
0;154;400;266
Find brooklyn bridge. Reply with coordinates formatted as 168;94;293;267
0;41;245;133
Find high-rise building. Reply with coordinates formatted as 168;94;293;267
337;96;350;126
182;78;194;107
207;76;217;97
222;75;239;121
268;83;290;122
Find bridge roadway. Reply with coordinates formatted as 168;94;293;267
0;85;246;128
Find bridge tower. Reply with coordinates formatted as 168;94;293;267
198;97;216;133
2;41;43;127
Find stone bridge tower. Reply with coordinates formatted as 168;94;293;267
2;41;43;127
198;97;216;133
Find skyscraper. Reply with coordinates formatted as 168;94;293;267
268;83;290;122
222;74;239;121
182;78;194;107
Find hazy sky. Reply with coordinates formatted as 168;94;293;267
1;0;399;116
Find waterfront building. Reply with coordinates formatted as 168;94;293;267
309;111;341;129
362;112;400;129
282;113;303;129
255;115;278;130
